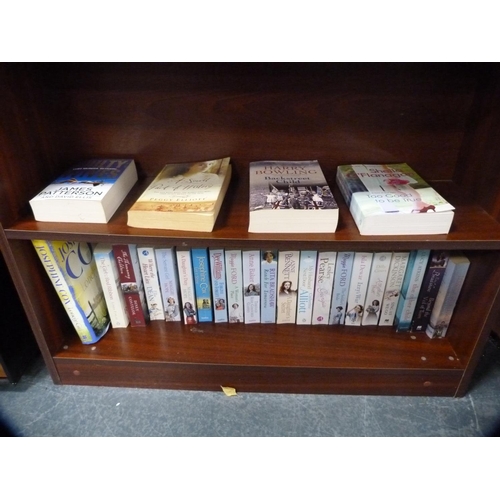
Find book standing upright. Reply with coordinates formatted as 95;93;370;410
345;252;373;326
191;248;213;323
378;252;410;326
425;252;470;339
225;250;244;323
361;252;392;326
209;249;228;323
276;250;300;324
112;244;149;327
155;247;182;322
242;250;261;324
311;251;337;325
137;246;165;321
329;251;354;325
176;249;198;324
296;250;318;325
395;249;432;332
94;243;129;329
261;250;278;324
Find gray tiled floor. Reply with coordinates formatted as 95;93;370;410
1;335;499;437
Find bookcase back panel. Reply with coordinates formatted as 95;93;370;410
32;63;479;184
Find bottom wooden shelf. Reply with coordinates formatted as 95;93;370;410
52;322;465;396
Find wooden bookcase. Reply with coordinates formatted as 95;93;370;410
1;62;500;397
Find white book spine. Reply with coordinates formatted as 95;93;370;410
361;252;392;326
276;250;300;324
176;249;198;325
296;250;318;325
138;247;165;320
242;250;261;324
225;250;244;323
345;252;373;326
94;243;129;328
378;252;410;326
311;251;337;325
329;251;354;325
155;247;181;322
209;249;228;323
261;250;278;324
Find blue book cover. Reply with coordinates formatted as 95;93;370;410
395;249;431;331
209;249;228;323
30;158;138;223
191;248;213;322
261;250;278;324
329;251;354;325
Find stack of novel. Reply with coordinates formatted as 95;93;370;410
336;163;455;235
127;157;232;232
248;160;339;233
29;158;138;223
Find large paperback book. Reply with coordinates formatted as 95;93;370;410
329;251;354;325
225;250;244;323
311;251;337;325
209;249;228;323
155;247;181;322
411;251;450;333
395;249;431;332
344;252;373;326
30;159;138;223
94;243;129;329
248;160;339;233
127;157;231;232
137;247;165;321
296;250;318;325
191;248;213;323
242;250;261;324
176;249;198;324
112;244;149;327
378;252;410;326
261;250;278;324
426;252;470;339
336;163;455;236
276;250;300;324
33;240;110;344
361;252;392;326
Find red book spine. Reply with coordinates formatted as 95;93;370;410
112;244;148;327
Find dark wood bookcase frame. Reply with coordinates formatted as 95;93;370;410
1;62;500;396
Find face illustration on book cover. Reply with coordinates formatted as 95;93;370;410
183;301;197;324
165;297;180;321
229;303;243;323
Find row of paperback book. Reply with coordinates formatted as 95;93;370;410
32;239;470;344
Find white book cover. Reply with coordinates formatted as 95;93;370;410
94;243;129;328
209;249;228;323
276;250;300;324
311;251;337;325
426;253;470;338
155;247;181;322
361;252;392;325
345;252;373;326
378;252;410;326
261;250;278;324
225;250;244;323
243;250;261;324
329;251;354;325
138;247;165;321
296;250;318;325
176;249;198;325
